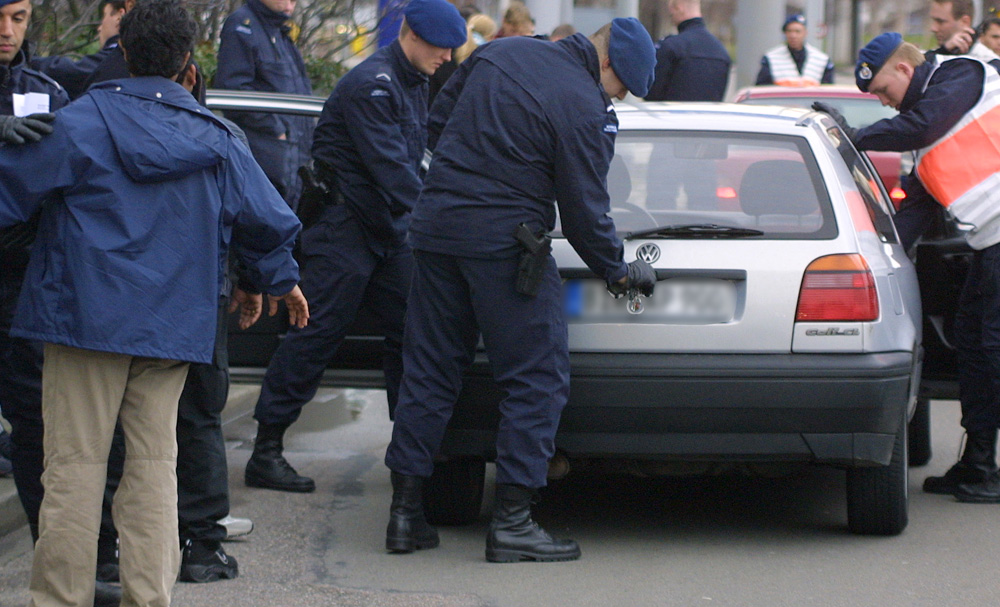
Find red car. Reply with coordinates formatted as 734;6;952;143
734;85;908;208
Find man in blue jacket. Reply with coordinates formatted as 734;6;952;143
383;18;658;563
0;2;308;605
244;0;465;494
215;0;313;208
818;32;1000;504
645;0;729;101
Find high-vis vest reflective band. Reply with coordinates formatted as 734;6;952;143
916;56;1000;250
765;44;829;87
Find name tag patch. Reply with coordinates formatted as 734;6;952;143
371;89;391;97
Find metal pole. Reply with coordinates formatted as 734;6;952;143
734;0;785;89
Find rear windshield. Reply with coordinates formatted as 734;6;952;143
554;131;837;240
738;96;897;128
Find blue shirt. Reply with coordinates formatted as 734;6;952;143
411;33;628;284
645;18;730;102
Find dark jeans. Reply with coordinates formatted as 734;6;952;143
177;301;232;545
954;242;1000;435
254;204;412;426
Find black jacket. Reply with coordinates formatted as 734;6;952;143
645;18;730;101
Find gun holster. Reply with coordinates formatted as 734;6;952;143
514;223;552;297
296;161;339;231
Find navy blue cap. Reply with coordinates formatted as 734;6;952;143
783;14;806;30
0;0;23;6
855;32;904;92
404;0;467;49
608;17;656;98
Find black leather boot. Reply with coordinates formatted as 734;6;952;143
923;429;998;495
485;484;580;563
244;423;315;493
385;472;439;553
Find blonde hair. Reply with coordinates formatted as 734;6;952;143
502;2;534;36
886;41;927;68
455;13;497;63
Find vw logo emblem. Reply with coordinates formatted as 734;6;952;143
636;242;660;264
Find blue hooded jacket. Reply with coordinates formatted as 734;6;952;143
0;77;301;364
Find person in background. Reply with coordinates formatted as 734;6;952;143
383;18;657;563
215;0;313;209
981;16;1000;56
0;1;307;604
495;1;533;38
549;23;576;42
755;13;833;86
645;0;729;101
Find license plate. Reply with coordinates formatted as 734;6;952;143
563;278;737;323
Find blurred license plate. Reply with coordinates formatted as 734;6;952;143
563;278;737;323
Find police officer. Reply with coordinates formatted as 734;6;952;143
383;18;658;563
755;14;834;86
645;0;729;101
244;0;466;494
816;33;1000;502
215;0;313;208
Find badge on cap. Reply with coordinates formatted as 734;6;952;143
858;62;873;82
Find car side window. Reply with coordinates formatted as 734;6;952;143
823;125;898;244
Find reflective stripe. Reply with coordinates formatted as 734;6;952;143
765;44;828;87
914;56;1000;249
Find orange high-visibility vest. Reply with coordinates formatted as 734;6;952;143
764;44;829;87
916;56;1000;250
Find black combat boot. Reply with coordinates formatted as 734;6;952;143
385;472;439;553
485;483;581;563
923;429;998;495
244;423;315;493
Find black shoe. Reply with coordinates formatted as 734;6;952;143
386;472;439;553
94;580;121;607
924;430;998;495
485;484;580;563
179;540;239;583
956;470;1000;503
244;423;315;493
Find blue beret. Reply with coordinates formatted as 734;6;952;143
608;17;656;98
404;0;467;49
0;0;22;6
783;14;806;30
855;32;904;92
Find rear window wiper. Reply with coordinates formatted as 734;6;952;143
624;223;765;240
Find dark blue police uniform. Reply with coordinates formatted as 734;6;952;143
216;0;313;208
252;39;423;430
384;33;629;489
645;17;730;101
852;58;1000;444
32;35;121;100
0;49;69;539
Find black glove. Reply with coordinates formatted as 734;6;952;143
811;102;856;141
0;113;56;145
608;258;657;298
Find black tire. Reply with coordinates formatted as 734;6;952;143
422;457;486;526
846;409;909;536
908;397;932;466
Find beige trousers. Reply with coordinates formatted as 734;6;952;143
29;344;189;607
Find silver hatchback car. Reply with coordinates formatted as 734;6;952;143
430;103;922;537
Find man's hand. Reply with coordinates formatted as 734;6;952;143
228;287;263;330
608;258;657;298
0;113;56;145
944;26;977;54
268;284;309;328
811;102;856;141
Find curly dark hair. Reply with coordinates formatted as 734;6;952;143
119;0;196;78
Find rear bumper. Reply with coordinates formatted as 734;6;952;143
444;351;916;467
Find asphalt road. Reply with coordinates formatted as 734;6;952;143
2;387;1000;607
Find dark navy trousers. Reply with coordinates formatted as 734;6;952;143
954;242;1000;435
385;250;569;488
254;204;412;425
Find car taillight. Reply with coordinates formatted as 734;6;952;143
890;187;906;203
716;186;737;199
796;254;879;321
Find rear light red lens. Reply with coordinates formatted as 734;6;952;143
796;254;879;321
890;187;906;210
716;186;737;199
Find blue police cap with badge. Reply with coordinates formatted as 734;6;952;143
608;17;656;99
783;14;806;30
404;0;467;49
855;32;904;92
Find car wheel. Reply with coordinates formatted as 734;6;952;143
423;457;486;526
846;409;909;536
908;397;932;466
